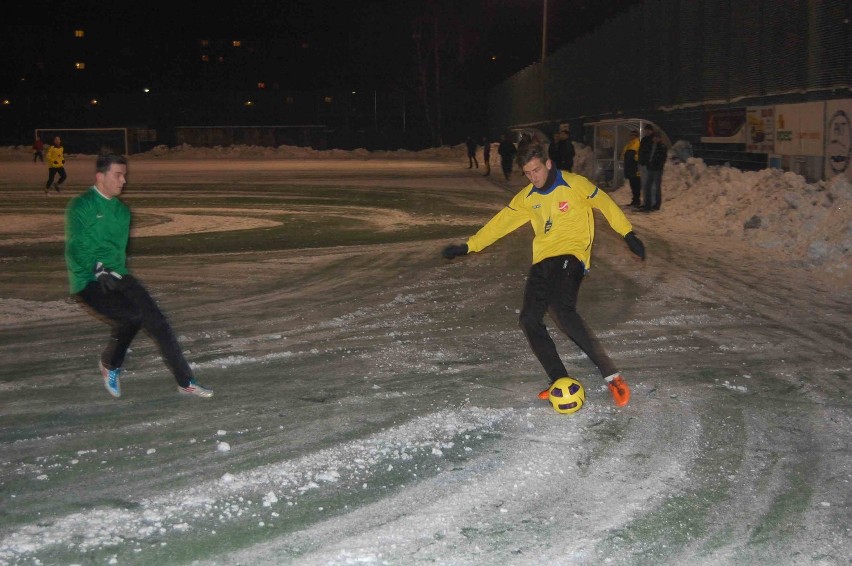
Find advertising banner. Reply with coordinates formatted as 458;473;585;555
701;108;746;143
745;107;774;153
774;101;825;157
825;99;852;182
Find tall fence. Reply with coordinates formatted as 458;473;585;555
488;0;851;175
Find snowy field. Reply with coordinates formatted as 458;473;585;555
0;144;849;565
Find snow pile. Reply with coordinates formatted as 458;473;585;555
659;158;851;277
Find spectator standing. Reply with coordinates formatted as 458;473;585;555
622;130;641;208
548;131;563;170
497;134;517;180
441;142;645;407
33;136;45;164
637;125;655;210
642;132;667;211
65;153;214;399
466;136;479;169
481;136;491;176
516;132;533;175
548;129;575;173
45;135;67;193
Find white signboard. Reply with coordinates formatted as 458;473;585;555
774;101;825;157
745;107;774;153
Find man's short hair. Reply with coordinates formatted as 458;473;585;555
96;153;128;174
516;142;548;167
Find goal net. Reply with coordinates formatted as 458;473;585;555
35;128;129;156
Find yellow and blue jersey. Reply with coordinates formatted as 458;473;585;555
466;170;633;268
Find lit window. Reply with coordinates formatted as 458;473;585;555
200;39;209;47
491;55;497;61
75;62;86;70
74;30;85;38
90;99;98;106
2;99;10;106
324;96;333;104
201;54;210;62
257;82;266;89
244;100;254;107
232;40;241;47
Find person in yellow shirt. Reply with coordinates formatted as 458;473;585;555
442;142;645;408
44;135;67;193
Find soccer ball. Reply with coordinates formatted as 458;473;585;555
548;377;585;414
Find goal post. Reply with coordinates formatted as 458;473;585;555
35;127;129;156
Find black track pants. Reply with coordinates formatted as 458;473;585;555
76;275;193;387
519;255;617;383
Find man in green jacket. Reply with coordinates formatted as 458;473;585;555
65;153;213;399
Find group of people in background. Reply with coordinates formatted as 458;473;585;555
470;124;666;215
623;125;666;212
466;134;520;181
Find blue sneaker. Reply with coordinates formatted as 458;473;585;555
178;379;213;398
99;361;122;398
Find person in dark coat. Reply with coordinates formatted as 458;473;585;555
642;132;667;211
622;130;641;208
637;125;655;209
498;134;517;180
466;136;479;169
548;129;575;173
481;136;491;176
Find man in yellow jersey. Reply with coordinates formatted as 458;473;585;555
442;142;645;407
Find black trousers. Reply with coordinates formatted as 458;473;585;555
519;255;617;383
46;167;67;188
627;173;641;204
76;275;193;387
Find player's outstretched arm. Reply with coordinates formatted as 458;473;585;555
442;243;469;260
624;232;646;260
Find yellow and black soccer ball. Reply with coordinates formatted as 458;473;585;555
547;377;585;414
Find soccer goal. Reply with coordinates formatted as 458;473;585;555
35;127;129;156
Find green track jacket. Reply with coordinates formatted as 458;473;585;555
65;187;131;294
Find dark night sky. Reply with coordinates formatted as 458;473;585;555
1;0;643;93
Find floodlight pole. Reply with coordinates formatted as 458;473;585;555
541;0;547;63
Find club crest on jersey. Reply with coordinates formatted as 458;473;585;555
559;201;570;212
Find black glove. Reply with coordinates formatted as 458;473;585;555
442;243;469;260
624;232;645;260
94;261;124;292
